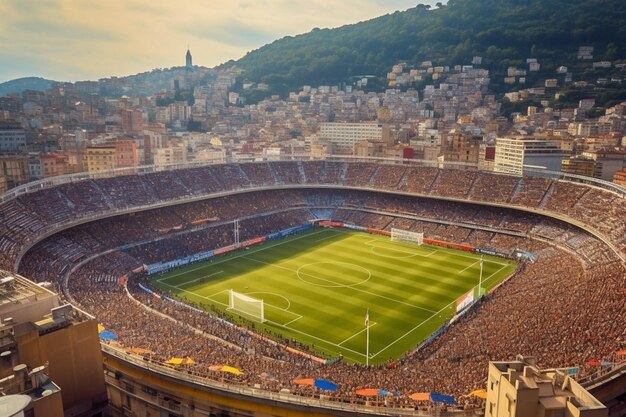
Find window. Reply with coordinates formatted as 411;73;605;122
506;395;513;414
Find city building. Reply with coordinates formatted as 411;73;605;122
153;142;188;165
0;126;26;152
0;269;107;416
120;109;143;134
495;137;568;176
0;154;29;188
319;122;383;150
115;140;139;168
614;168;626;186
561;156;602;178
485;355;607;417
441;135;482;163
354;139;386;157
82;146;116;173
494;137;525;176
580;150;626;181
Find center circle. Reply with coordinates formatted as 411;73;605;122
296;262;371;288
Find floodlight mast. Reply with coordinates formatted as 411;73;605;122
478;255;484;296
365;308;370;366
234;220;240;245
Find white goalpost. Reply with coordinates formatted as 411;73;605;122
228;290;266;322
390;228;424;245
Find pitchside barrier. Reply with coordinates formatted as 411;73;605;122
146;224;313;275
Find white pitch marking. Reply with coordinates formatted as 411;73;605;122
338;322;377;346
162;270;224;286
458;261;479;274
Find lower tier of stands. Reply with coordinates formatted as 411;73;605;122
16;189;625;412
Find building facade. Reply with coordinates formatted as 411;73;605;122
485;355;607;417
0;270;107;416
0;128;26;152
82;146;116;172
494;137;525;176
614;168;626;186
319;122;383;150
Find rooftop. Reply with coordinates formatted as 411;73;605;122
0;271;55;310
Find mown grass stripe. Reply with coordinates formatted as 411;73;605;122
152;228;516;364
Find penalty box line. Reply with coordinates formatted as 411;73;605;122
363;236;438;257
157;270;224;286
369;263;512;360
271;318;368;360
369;297;458;360
157;281;229;308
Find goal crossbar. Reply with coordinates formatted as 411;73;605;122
228;289;266;322
390;228;424;245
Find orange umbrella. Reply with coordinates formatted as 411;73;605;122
410;392;431;401
616;350;626;356
356;388;381;397
468;389;488;399
293;378;315;386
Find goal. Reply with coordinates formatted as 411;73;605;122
390;228;424;245
228;290;266;322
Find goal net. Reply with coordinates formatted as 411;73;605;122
390;228;424;245
228;290;266;322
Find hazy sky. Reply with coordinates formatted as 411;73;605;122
0;0;445;83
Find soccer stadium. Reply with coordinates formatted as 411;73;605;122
2;157;625;415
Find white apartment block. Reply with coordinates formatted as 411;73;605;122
494;137;525;176
0;129;26;152
318;122;383;150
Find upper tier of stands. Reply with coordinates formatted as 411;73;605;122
0;158;623;273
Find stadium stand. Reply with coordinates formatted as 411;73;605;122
0;157;624;413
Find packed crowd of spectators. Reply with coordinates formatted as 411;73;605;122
1;160;624;411
54;216;623;410
10;184;623;411
22;188;604;282
2;160;625;271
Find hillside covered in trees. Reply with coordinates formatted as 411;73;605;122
227;0;626;95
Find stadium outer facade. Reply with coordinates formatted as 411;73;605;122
0;155;624;417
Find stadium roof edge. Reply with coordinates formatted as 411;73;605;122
1;155;624;203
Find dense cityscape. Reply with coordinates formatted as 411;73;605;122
1;45;625;194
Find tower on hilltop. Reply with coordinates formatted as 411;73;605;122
185;47;192;69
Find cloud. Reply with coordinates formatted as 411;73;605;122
0;0;442;82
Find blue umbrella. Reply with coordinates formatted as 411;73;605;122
430;393;456;405
314;379;337;391
99;330;118;341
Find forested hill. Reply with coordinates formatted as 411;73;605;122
228;0;626;93
0;77;56;97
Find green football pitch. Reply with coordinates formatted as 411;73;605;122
152;228;517;364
